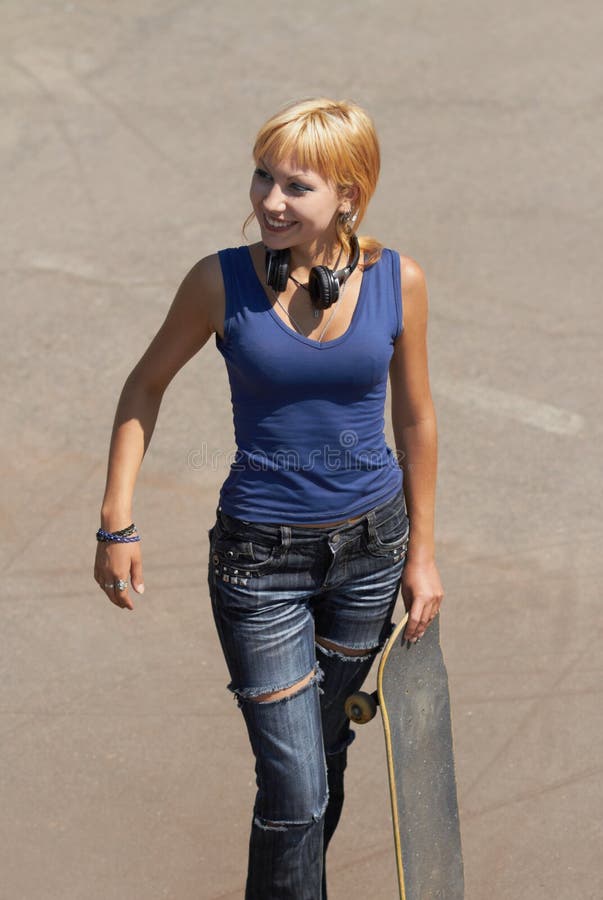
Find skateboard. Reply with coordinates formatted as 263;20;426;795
345;612;464;899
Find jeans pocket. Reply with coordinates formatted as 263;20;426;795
365;509;410;557
211;519;282;573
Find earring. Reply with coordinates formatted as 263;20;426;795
340;208;358;233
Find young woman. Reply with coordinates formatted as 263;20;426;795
94;98;444;899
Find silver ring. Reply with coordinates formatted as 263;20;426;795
103;582;114;589
115;579;128;591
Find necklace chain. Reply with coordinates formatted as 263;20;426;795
289;274;308;292
270;280;347;343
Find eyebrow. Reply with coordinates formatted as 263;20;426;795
258;158;313;180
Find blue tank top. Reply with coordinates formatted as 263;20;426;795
215;246;403;523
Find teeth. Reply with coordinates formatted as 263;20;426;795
265;215;292;229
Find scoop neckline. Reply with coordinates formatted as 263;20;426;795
244;246;369;349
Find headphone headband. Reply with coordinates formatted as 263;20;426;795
332;233;360;285
265;233;361;309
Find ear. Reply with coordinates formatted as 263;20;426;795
338;184;360;212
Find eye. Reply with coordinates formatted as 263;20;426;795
290;182;312;193
254;167;272;181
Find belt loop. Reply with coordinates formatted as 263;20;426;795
364;508;373;541
399;488;407;516
280;525;291;549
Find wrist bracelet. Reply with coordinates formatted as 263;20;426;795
112;523;137;537
96;524;141;543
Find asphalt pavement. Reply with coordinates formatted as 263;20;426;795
2;2;602;898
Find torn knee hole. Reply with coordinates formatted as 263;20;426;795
245;669;316;704
253;816;316;832
315;636;376;660
254;819;289;832
253;797;328;831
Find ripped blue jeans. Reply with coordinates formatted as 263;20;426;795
208;488;409;900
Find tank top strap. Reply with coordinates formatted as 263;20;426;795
383;248;403;340
360;248;403;342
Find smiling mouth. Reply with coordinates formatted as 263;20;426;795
263;214;296;232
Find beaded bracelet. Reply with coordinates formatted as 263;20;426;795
96;524;141;543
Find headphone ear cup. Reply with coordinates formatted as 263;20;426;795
265;248;290;293
308;266;339;309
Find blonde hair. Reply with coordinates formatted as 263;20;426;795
245;98;383;267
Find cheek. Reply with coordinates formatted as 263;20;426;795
316;204;341;227
297;199;337;226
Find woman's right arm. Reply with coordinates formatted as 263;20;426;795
94;254;224;610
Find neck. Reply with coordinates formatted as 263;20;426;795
289;236;343;273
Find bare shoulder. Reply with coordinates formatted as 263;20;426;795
182;252;225;338
398;254;429;328
190;252;223;289
186;252;224;304
399;254;428;292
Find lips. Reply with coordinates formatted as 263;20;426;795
263;213;296;233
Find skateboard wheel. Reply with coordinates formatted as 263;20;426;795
344;691;377;724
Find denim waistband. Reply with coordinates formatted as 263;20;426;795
217;488;406;547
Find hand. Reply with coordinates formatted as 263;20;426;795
94;540;144;610
400;557;444;643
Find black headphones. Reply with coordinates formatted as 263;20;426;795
265;233;360;310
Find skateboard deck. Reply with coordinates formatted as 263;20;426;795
346;612;464;899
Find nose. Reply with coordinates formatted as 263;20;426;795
262;181;287;214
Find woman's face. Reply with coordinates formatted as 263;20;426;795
249;155;346;256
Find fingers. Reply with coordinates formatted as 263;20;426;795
94;571;134;609
403;604;439;643
130;554;145;595
401;585;442;643
400;560;444;643
94;544;140;611
109;578;134;611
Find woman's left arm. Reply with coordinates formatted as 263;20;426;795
389;255;444;642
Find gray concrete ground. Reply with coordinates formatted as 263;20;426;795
2;1;602;898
